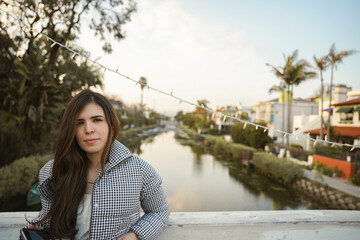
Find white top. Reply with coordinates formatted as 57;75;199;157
75;194;92;240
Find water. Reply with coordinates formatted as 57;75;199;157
139;131;313;212
2;130;318;212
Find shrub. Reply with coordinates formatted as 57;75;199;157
214;137;231;155
253;152;304;184
229;143;255;159
0;155;52;202
311;162;336;177
313;145;348;161
288;147;310;161
290;144;303;149
349;174;360;186
231;121;273;149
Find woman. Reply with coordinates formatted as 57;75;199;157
26;89;169;240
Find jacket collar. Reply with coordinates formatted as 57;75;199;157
105;140;132;172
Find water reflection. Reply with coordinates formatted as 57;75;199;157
139;131;317;212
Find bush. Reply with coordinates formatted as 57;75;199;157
311;162;342;177
0;155;52;202
288;147;310;161
349;174;360;186
313;145;348;161
214;137;231;155
231;121;273;149
253;152;304;184
290;144;303;149
229;143;255;159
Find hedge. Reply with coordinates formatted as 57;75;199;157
253;152;304;184
0;154;52;202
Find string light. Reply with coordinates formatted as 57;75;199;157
283;133;287;139
223;116;227;122
243;123;247;129
256;125;258;130
211;112;215;120
1;8;359;151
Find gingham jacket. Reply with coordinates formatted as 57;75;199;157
31;140;169;240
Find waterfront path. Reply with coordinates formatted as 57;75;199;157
304;169;360;198
1;211;360;239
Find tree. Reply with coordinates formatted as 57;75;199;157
313;55;329;140
0;0;136;164
326;44;356;141
267;50;316;146
195;99;209;117
231;122;273;149
139;76;147;108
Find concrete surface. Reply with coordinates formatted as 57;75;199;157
304;169;360;198
1;210;360;239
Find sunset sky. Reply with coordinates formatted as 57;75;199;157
78;0;360;114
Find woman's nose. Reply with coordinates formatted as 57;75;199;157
85;122;94;134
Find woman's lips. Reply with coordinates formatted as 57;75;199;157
85;138;98;144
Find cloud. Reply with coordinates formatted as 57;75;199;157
79;0;273;113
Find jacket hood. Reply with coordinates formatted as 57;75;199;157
105;140;133;172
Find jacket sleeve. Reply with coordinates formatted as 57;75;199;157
130;159;169;240
27;160;54;229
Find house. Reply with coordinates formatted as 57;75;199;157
254;97;318;143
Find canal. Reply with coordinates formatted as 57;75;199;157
2;130;323;212
139;131;318;211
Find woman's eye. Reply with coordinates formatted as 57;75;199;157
76;121;84;126
94;118;102;123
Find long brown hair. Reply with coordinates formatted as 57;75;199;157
36;89;119;238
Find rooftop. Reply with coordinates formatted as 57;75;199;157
333;97;360;106
305;126;360;138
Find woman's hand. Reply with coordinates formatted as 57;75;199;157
117;231;138;240
27;225;40;231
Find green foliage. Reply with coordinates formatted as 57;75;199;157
313;145;348;160
181;113;210;131
290;144;303;149
288;147;310;161
253;152;304;184
214;137;231;155
311;162;342;177
0;0;136;166
349;174;360;186
0;155;52;202
231;121;273;149
204;134;255;159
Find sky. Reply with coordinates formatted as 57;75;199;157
78;0;360;115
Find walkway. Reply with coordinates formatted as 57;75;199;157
304;169;360;198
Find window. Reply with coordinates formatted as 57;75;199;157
337;107;353;122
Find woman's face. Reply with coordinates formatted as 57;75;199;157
75;102;110;160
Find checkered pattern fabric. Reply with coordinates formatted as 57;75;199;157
30;140;169;240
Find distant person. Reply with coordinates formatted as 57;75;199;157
23;89;169;239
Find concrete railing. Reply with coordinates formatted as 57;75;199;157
1;210;360;239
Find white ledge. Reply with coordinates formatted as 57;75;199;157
1;211;360;239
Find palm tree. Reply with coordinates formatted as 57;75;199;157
268;82;286;146
267;50;317;146
139;76;147;108
196;99;209;117
313;55;329;140
326;44;356;141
